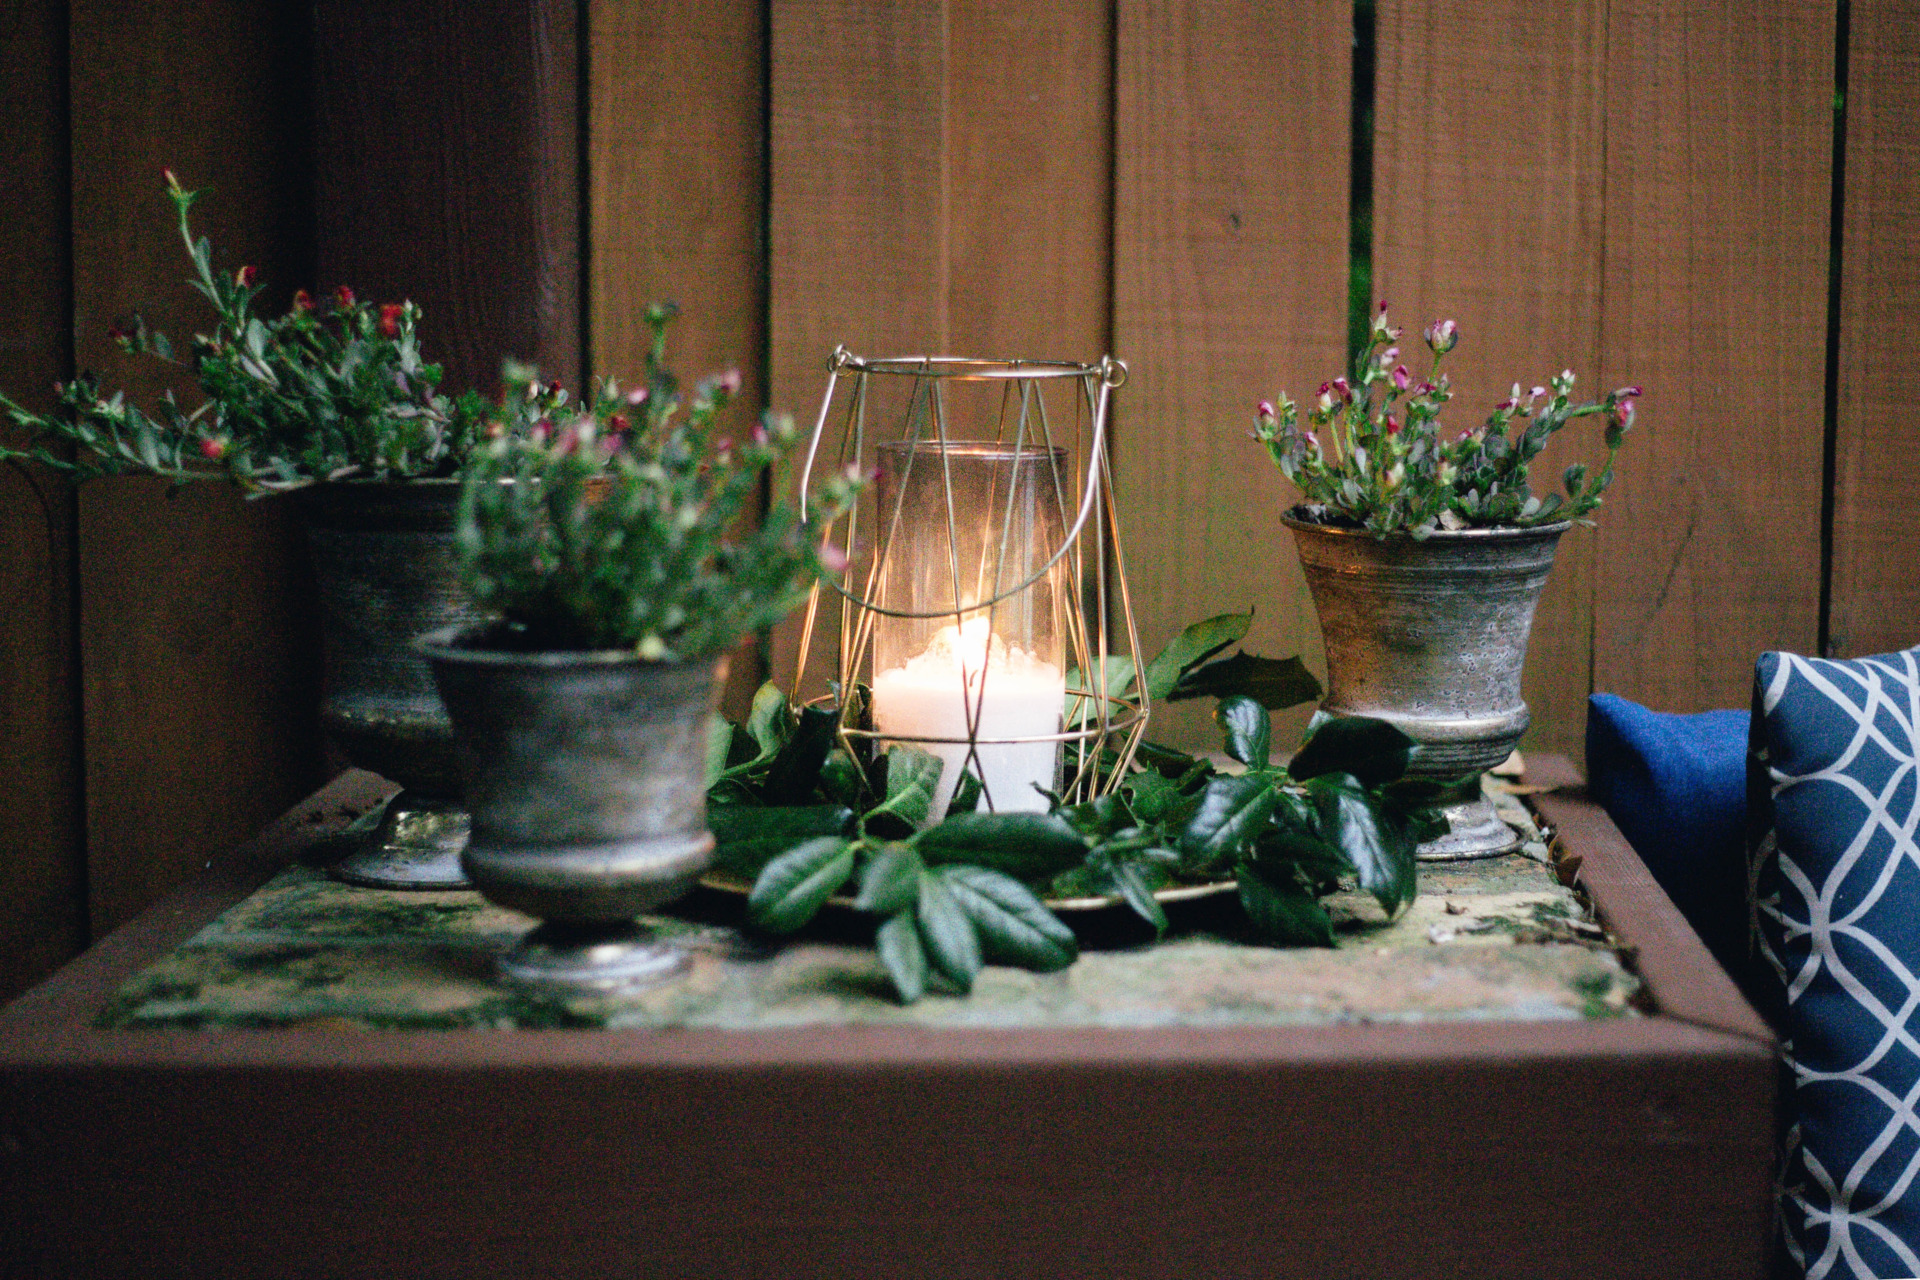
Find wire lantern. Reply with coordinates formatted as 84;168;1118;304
795;347;1148;818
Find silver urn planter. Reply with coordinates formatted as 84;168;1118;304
1283;511;1568;860
302;480;482;888
420;625;724;994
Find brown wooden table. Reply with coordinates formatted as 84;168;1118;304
0;758;1775;1279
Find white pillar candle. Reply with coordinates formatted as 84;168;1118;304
871;617;1066;820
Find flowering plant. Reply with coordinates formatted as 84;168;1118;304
0;171;488;492
455;305;864;658
1253;305;1641;538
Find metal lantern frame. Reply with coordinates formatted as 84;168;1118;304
795;346;1149;810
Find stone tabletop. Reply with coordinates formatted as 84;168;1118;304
95;783;1638;1031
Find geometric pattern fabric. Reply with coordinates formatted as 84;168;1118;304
1752;647;1920;1279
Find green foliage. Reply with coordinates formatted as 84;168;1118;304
0;171;489;492
1253;305;1641;537
454;308;864;658
707;612;1451;1005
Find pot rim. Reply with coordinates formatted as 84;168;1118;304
1280;505;1572;540
415;622;719;669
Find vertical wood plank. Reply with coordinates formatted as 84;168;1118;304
1594;0;1832;712
70;0;324;937
313;0;581;395
1830;0;1920;659
1372;0;1607;761
1114;0;1351;750
589;0;769;720
0;0;85;1000
766;0;947;700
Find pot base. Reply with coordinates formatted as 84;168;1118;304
497;921;690;995
329;790;473;890
1416;792;1522;862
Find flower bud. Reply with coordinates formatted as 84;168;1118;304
378;303;404;339
1614;384;1643;399
1385;413;1402;435
334;285;355;308
1423;319;1459;354
1316;389;1334;413
1613;398;1637;429
1378;346;1399;367
718;369;744;398
1391;364;1411;391
608;412;630;435
234;265;258;288
200;436;228;461
293;289;314;313
1331;376;1352;403
1257;399;1276;420
626;386;650;407
819;541;850;574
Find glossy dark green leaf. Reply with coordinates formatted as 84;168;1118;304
1180;773;1281;870
708;805;855;878
762;704;839;804
1286;716;1416;787
1143;611;1253;700
1135;739;1204;779
1215;695;1272;767
916;811;1088;879
1054;794;1129;841
1237;868;1336;947
855;843;923;916
936;865;1078;972
868;745;943;829
1119;770;1183;825
1166;652;1322;710
945;768;983;817
916;872;982;990
1308;772;1418;916
746;836;856;933
819;748;867;807
876;911;926;1004
1110;858;1170;938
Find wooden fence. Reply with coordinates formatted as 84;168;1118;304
2;0;1913;1000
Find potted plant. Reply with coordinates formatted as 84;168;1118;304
420;318;862;994
1251;305;1640;858
0;171;508;889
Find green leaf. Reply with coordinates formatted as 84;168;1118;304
1143;611;1253;701
1180;773;1281;870
936;865;1078;972
868;745;943;829
819;748;867;807
1237;867;1337;947
946;767;983;817
746;836;857;933
916;872;982;990
1308;772;1418;916
1287;716;1416;787
709;805;855;876
876;911;927;1003
1065;653;1138;727
746;682;789;759
1119;770;1184;825
762;704;838;804
916;811;1088;879
704;715;734;787
855;843;923;916
1167;652;1322;710
1215;695;1272;767
1110;857;1170;938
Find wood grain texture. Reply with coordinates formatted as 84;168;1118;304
766;0;948;700
69;0;325;939
1373;0;1607;760
0;0;84;1003
1830;0;1920;659
589;0;769;721
313;0;581;395
2;776;1773;1280
1593;0;1832;713
1114;0;1350;751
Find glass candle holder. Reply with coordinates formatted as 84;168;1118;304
868;441;1070;817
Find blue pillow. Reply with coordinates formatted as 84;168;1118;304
1753;646;1920;1279
1585;692;1752;980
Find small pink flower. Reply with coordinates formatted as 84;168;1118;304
1530;385;1547;401
1390;364;1410;391
234;265;258;288
819;542;849;573
750;419;770;446
626;386;650;407
200;437;228;461
1257;399;1276;419
1494;398;1515;413
1385;414;1402;435
293;289;314;312
713;436;733;459
1330;377;1352;402
607;412;630;435
717;369;743;398
1614;399;1637;428
1614;384;1643;399
378;303;404;339
1423;319;1459;355
530;418;551;444
333;285;355;307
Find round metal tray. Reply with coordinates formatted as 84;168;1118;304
698;870;1237;913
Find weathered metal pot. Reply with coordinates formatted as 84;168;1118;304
420;625;724;993
1283;511;1568;860
301;480;480;889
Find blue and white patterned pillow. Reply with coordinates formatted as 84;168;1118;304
1753;647;1920;1279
